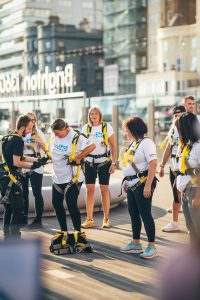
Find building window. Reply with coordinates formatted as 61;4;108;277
45;41;51;49
45;54;52;63
82;2;93;9
58;40;65;48
191;37;197;48
33;55;38;65
165;81;168;93
190;56;197;71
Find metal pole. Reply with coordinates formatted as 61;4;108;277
112;105;119;158
147;101;155;141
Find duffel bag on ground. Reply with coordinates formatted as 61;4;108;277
49;231;93;255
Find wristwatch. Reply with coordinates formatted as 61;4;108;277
112;162;117;166
160;164;165;168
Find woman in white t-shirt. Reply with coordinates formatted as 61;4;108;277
50;119;95;233
21;112;48;229
119;116;158;259
176;112;200;243
81;107;117;229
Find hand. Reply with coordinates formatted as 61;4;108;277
38;156;49;165
159;167;164;177
109;164;116;174
143;184;151;198
31;161;42;170
123;182;128;193
192;196;200;208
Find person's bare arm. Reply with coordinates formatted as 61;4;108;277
13;155;37;169
159;142;171;177
74;143;96;164
108;133;117;174
143;159;157;198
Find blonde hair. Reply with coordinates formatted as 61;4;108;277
88;107;102;126
27;112;37;131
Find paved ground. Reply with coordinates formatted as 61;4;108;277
0;171;189;300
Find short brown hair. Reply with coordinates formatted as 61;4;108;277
16;115;32;130
124;116;148;139
88;107;102;126
51;118;69;131
183;95;195;103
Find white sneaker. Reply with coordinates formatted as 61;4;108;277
161;221;180;232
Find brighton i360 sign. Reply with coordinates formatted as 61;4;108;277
0;64;75;95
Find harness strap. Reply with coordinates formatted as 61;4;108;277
0;180;13;204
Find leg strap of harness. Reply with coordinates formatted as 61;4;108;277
0;180;13;204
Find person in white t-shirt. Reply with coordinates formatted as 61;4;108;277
81;107;117;229
50;118;95;233
119;116;158;259
176;112;200;243
21;112;49;229
159;105;186;232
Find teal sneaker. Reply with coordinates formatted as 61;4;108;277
140;245;158;259
120;241;143;253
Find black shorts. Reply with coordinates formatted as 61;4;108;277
85;160;111;185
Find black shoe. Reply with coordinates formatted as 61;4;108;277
27;220;43;230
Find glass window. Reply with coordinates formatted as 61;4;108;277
45;41;51;49
190;56;197;71
58;41;65;48
191;37;196;48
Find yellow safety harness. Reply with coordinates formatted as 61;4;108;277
160;126;175;150
2;134;22;185
53;131;84;195
118;138;148;195
0;133;23;203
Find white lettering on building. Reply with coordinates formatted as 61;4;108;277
0;64;75;95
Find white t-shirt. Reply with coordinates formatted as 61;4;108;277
177;141;200;192
51;127;92;184
82;122;114;163
121;138;157;187
170;127;180;171
22;128;46;174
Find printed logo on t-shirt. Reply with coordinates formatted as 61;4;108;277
55;144;68;152
96;132;103;138
24;138;31;145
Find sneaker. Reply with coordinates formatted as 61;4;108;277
81;218;94;229
161;221;180;232
140;245;158;259
102;218;110;228
120;241;143;253
27;219;43;230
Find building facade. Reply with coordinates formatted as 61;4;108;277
136;0;198;107
0;0;103;75
23;23;103;97
103;0;147;95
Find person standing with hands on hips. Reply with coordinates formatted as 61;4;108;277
119;116;158;259
81;107;117;229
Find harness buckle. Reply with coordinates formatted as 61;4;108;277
137;172;143;179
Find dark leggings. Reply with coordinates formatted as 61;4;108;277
52;183;82;232
3;192;25;238
21;172;44;220
127;183;155;243
169;168;180;203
